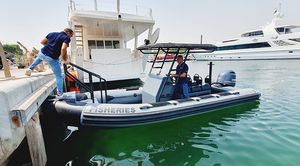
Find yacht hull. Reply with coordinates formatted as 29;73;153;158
195;48;300;61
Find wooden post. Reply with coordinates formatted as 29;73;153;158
25;112;47;166
0;41;12;78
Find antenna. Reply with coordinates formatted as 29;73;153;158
117;0;120;14
200;35;203;44
272;3;283;24
94;0;98;11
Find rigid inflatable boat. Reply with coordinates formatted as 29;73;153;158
49;43;261;128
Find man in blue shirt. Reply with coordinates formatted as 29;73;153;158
25;28;73;97
172;55;190;99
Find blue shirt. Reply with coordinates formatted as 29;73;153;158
176;62;189;84
41;32;70;59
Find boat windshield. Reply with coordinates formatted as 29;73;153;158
276;26;300;34
276;27;292;34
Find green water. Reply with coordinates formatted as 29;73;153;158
49;60;300;166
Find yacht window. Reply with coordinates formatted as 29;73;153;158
289;38;300;42
254;31;263;36
88;40;96;49
222;39;238;43
241;33;249;37
216;42;271;51
88;40;120;51
96;41;104;49
88;40;96;59
113;41;120;48
241;31;263;37
273;40;294;46
286;28;292;33
276;27;292;34
276;27;285;33
105;41;113;49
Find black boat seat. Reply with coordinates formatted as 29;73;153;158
189;83;211;97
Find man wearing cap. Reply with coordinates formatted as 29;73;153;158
172;55;190;99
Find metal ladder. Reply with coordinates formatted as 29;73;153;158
74;25;83;49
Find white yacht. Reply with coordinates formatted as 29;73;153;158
68;0;159;84
195;5;300;61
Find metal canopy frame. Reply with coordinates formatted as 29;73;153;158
137;43;216;74
137;43;216;101
137;43;216;52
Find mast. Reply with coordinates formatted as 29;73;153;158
117;0;120;14
94;0;98;11
272;3;283;25
200;35;203;44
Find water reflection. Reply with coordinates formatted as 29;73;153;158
59;101;259;166
89;150;155;166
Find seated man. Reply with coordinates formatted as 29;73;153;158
172;55;190;99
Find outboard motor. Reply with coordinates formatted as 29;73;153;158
216;70;236;87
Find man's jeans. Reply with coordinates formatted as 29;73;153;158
173;83;190;99
29;52;63;93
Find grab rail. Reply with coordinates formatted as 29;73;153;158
64;62;107;103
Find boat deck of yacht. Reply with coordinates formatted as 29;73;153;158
68;0;159;84
194;5;300;61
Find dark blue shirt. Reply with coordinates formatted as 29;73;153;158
41;32;70;59
176;62;189;84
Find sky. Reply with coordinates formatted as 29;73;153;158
0;0;299;50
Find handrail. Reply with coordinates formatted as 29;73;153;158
64;62;108;103
69;0;153;17
149;48;160;74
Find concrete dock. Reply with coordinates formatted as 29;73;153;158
0;68;56;165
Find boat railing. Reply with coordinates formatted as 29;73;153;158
64;62;108;103
69;0;152;18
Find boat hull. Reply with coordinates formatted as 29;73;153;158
52;88;260;128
